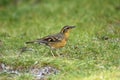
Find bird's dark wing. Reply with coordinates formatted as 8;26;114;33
26;33;64;45
37;33;64;43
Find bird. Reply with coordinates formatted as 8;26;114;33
26;25;76;57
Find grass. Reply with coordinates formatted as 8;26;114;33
0;0;120;80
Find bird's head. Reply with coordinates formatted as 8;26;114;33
60;25;75;34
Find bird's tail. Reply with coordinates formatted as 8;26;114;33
26;40;48;45
26;41;35;44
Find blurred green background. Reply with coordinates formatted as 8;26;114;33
0;0;120;80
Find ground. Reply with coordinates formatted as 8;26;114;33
0;0;120;80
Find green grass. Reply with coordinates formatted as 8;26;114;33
0;0;120;80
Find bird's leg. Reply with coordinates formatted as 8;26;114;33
55;49;61;57
50;49;55;57
50;48;60;57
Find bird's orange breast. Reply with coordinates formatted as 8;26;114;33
49;39;66;49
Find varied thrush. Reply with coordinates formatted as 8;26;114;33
26;25;75;56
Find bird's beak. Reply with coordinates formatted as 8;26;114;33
69;26;76;28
